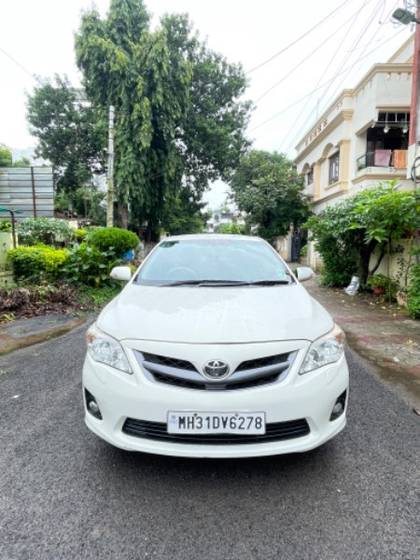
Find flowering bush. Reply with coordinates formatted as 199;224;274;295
18;217;74;247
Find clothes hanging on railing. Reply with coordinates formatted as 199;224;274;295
374;149;392;166
393;150;407;169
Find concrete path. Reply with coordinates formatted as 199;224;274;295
306;278;420;406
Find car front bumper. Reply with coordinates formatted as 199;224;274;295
82;340;349;458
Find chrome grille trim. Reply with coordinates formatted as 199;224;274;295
135;350;297;391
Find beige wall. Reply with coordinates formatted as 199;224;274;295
370;239;414;288
295;42;414;212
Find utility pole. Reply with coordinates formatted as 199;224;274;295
393;4;420;177
408;2;420;150
106;105;115;227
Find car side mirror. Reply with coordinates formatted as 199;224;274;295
110;266;132;282
296;266;314;282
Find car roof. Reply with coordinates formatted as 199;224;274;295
161;234;262;242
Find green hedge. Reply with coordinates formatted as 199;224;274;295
88;227;139;256
8;245;69;282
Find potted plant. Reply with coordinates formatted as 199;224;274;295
299;244;308;265
367;274;397;298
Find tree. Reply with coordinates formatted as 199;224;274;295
27;75;106;195
163;191;207;236
215;223;247;234
230;150;309;242
306;182;420;287
0;145;12;167
75;1;251;240
12;157;31;167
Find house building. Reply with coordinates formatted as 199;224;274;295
205;206;245;233
294;35;414;268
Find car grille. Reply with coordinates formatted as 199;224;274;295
122;418;310;445
135;350;296;391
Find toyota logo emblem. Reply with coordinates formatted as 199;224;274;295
203;359;230;380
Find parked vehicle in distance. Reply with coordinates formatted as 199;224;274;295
83;234;348;458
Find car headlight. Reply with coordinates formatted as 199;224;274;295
299;324;345;375
86;324;132;374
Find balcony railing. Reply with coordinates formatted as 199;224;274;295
356;149;407;171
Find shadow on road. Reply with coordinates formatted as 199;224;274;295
93;434;341;485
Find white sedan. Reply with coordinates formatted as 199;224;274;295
83;234;348;458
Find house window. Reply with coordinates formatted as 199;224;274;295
306;165;314;186
328;152;340;184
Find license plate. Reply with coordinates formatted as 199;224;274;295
167;411;266;435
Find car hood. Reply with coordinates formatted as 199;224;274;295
97;283;334;344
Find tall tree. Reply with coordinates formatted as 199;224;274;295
27;75;106;194
75;1;251;240
230;150;309;242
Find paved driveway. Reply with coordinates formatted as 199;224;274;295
0;325;418;560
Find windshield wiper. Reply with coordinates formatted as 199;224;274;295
162;279;247;287
242;279;291;286
161;279;291;287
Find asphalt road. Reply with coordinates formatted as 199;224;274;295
0;325;419;560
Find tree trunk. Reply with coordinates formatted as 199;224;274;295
369;243;386;276
358;240;377;287
144;221;160;243
117;203;129;229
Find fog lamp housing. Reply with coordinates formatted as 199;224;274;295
85;389;102;420
330;391;347;421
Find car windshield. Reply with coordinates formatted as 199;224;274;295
135;238;292;286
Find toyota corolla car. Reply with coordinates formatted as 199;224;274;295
83;234;348;458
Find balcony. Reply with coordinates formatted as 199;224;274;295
356;149;407;171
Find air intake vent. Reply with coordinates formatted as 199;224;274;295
122;418;310;444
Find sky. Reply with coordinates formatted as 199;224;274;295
0;0;413;208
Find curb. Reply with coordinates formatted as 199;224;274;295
0;316;87;356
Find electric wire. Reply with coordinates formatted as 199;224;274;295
246;0;350;74
249;26;406;133
0;45;41;84
281;0;394;154
254;0;377;104
322;0;398;111
279;0;372;153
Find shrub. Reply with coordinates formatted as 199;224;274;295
8;245;69;282
63;243;118;287
74;228;87;242
88;227;139;256
18;217;74;247
306;183;419;287
0;219;11;232
407;264;420;319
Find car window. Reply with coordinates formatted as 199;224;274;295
136;238;291;285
